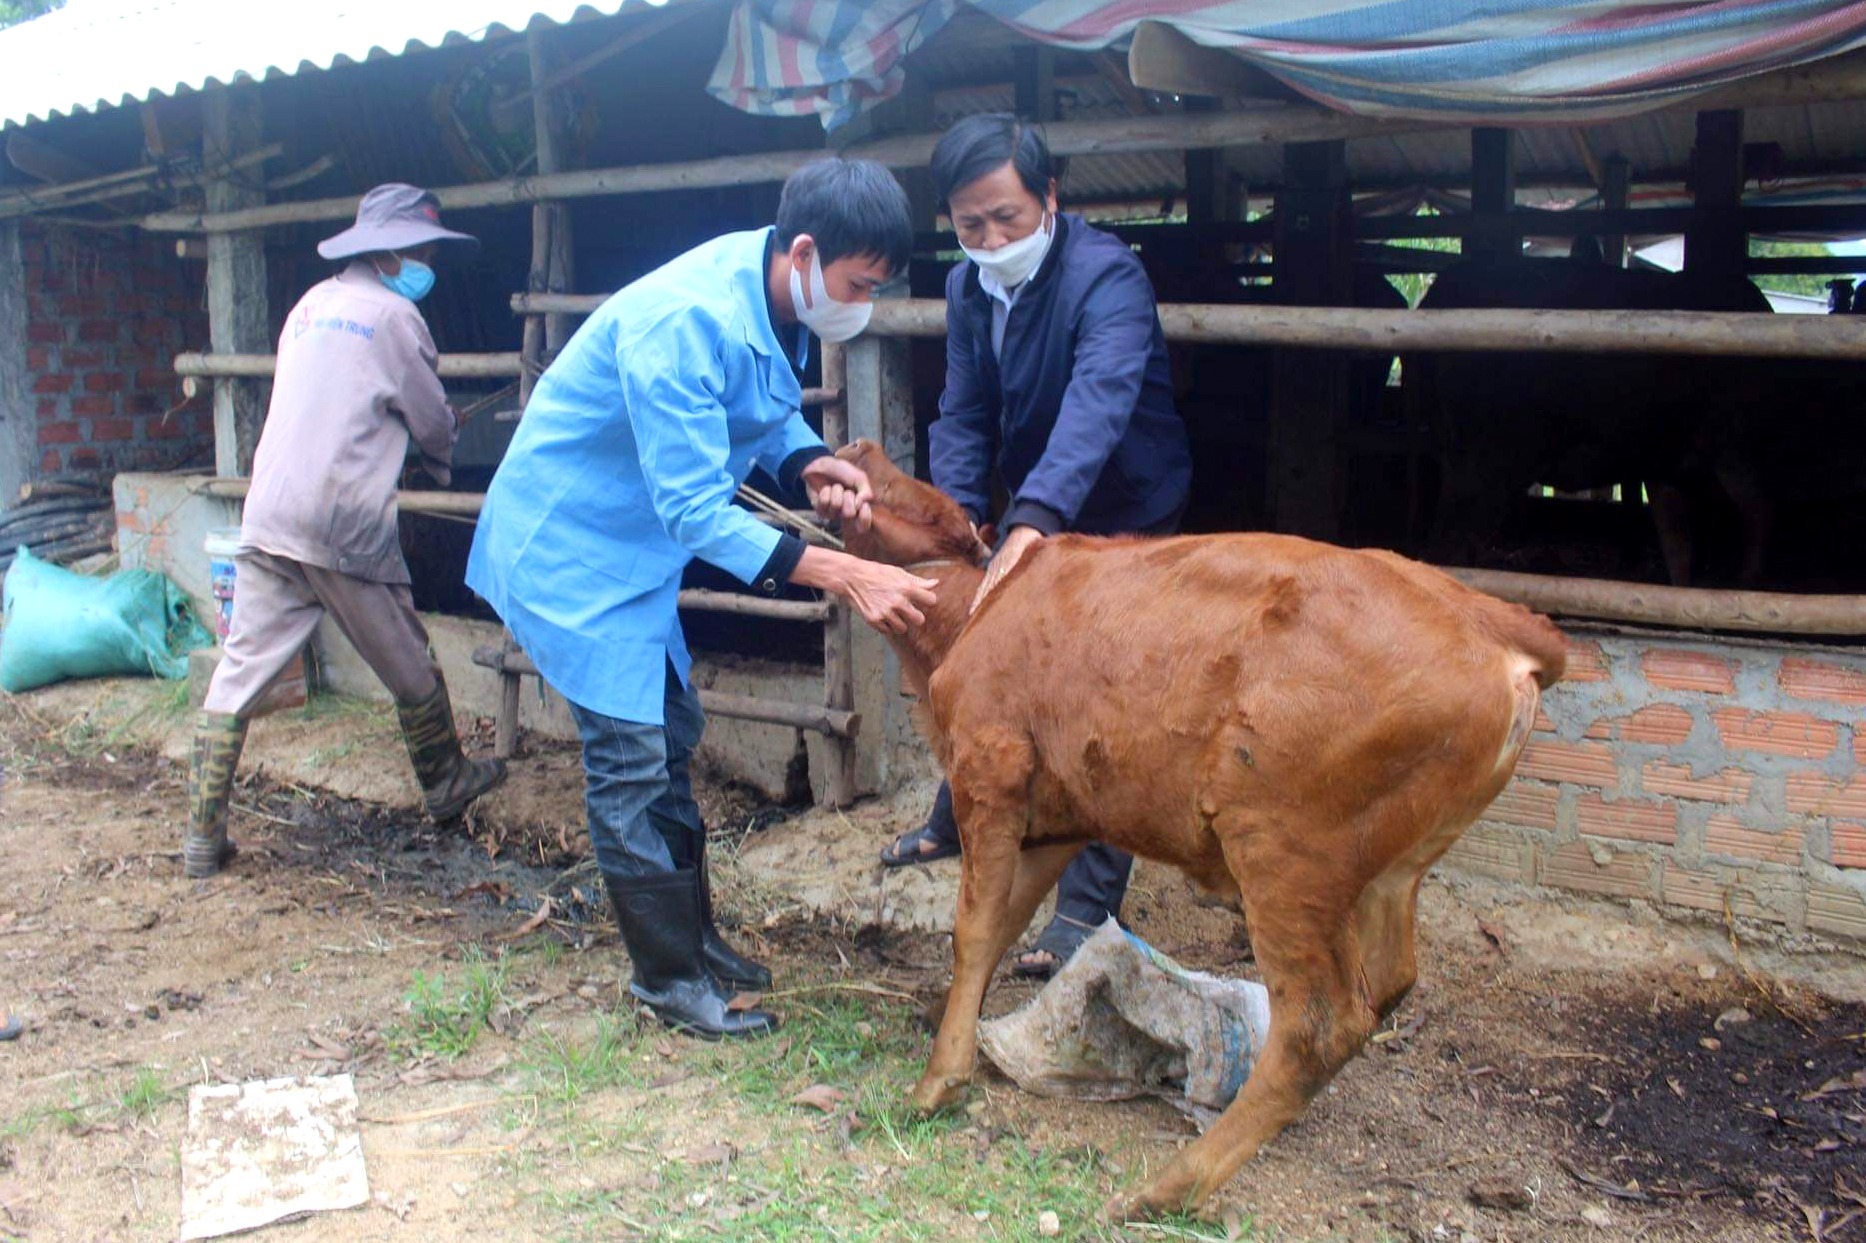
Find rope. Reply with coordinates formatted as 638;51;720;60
735;483;844;550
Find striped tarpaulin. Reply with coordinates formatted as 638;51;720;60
707;1;1866;129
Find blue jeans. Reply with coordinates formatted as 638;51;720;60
568;661;707;878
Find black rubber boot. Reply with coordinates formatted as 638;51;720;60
690;831;772;994
603;868;778;1041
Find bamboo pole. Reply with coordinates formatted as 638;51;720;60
1449;569;1866;636
0;142;283;221
471;646;860;736
860;299;1866;360
175;351;524;378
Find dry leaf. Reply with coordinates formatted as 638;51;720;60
790;1084;846;1114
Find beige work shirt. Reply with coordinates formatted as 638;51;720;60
239;261;457;585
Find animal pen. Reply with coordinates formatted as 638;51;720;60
2;2;1864;941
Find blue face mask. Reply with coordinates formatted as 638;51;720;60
377;256;435;302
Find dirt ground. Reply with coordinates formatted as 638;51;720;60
2;678;1863;1243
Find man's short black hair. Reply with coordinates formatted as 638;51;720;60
930;112;1054;211
775;158;913;277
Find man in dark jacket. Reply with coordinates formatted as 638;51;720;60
880;113;1192;977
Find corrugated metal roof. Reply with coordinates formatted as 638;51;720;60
0;0;656;129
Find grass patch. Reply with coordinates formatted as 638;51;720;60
388;948;511;1061
517;975;1259;1243
116;1067;174;1120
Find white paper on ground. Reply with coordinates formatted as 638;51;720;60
179;1073;369;1241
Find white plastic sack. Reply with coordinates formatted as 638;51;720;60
978;919;1270;1127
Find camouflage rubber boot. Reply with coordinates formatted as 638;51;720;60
397;675;507;822
184;711;248;878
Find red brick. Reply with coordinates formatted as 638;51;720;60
25;321;63;343
38;450;62;473
145;415;189;440
31;373;73;394
1778;658;1866;707
1534;709;1557;734
132;319;172;346
1541;842;1653;900
1832;823;1866;869
88;417;134;441
134;367;178;391
61;347;105;368
77;319;118;343
1563;639;1610;683
1856;733;1866;766
1576;794;1677;844
83;371;126;394
36;422;81;445
1712;709;1840;760
1785;773;1866;819
1658;862;1798;924
35;398;60;417
1703;815;1804;865
1808;883;1866;939
25;346;50;370
1585;704;1694;745
1643;761;1753;804
67;448;102;470
71;395;115;417
57;294;107;317
1641;650;1737;694
1481;782;1561;831
1517;739;1618;787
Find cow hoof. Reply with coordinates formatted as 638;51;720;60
1103;1184;1206;1224
908;1073;969;1113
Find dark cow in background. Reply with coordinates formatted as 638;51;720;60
1405;256;1782;587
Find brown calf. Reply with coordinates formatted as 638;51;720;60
836;440;1568;1219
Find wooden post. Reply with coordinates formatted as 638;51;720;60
1014;45;1056;121
1468;127;1517;264
818;341;859;807
1602;155;1630;268
1268;140;1351;540
202;86;269;476
1686;110;1745;279
842;328;917;795
0;223;27;503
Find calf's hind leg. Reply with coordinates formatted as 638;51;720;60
1110;830;1382;1220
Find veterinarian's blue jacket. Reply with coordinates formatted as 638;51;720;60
466;228;825;725
931;212;1190;536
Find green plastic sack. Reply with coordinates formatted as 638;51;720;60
0;546;215;693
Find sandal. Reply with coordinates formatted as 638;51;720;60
880;822;962;869
1009;913;1101;980
0;1010;21;1042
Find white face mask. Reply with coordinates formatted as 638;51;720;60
962;211;1053;288
789;251;872;344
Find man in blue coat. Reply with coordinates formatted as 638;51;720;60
469;160;937;1039
880;115;1193;979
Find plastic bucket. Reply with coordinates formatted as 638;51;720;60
203;527;242;642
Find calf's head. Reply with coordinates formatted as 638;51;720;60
836;439;991;570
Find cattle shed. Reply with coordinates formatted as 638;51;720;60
0;1;1863;945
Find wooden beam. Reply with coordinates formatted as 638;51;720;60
1685;109;1745;279
0;224;29;507
1014;44;1057;120
1468;128;1517;262
818;340;859;807
862;297;1866;361
0;142;282;221
202;87;269;477
176;351;524;378
1451;569;1866;636
1601;155;1630;267
1127;20;1292;100
141;105;1438;234
472;645;860;736
1269;140;1350;540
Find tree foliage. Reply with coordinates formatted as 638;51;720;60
0;0;63;30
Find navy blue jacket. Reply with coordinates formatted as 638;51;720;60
929;213;1190;537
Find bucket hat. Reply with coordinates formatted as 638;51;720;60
317;183;479;261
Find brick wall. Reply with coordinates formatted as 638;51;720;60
1439;630;1866;943
20;220;213;480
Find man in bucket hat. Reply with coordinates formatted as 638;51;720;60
183;183;505;879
